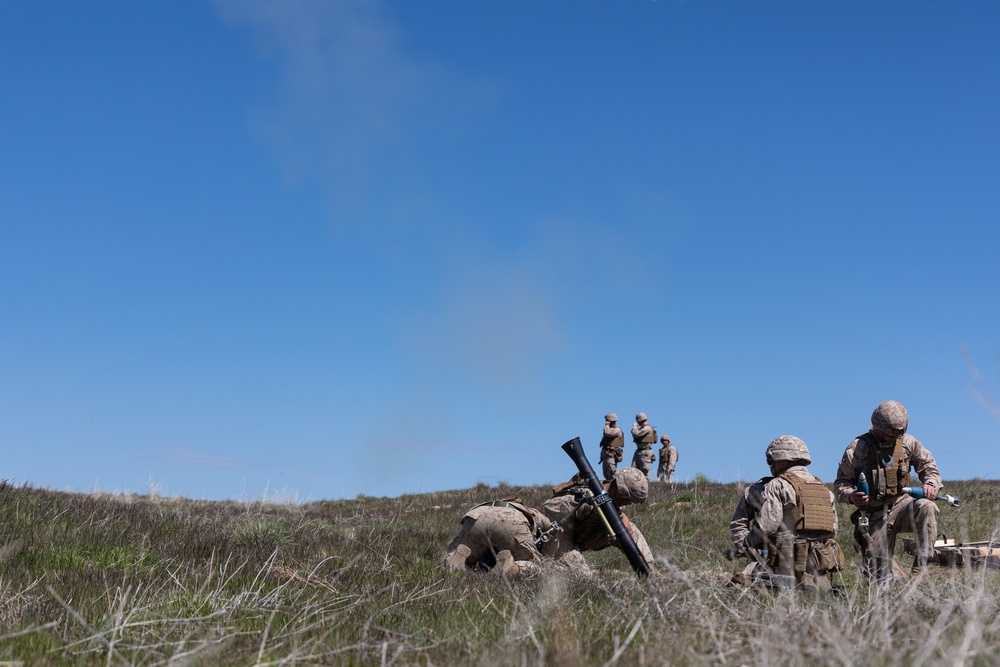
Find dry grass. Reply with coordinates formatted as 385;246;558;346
0;477;998;665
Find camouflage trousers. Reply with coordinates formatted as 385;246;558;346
631;447;655;476
443;506;541;573
657;462;675;483
852;495;939;581
731;538;844;592
600;448;621;480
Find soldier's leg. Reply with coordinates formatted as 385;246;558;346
863;514;895;581
491;550;519;577
634;450;653;476
444;518;480;571
505;513;543;565
602;453;617;481
471;507;542;572
445;508;528;572
892;497;939;573
626;522;656;571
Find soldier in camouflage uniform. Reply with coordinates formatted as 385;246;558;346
443;468;655;576
656;434;679;483
443;499;552;576
539;467;656;574
834;400;942;581
599;413;625;480
730;436;844;591
630;413;657;477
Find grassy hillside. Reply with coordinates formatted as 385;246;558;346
0;477;998;665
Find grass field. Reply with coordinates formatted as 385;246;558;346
0;475;998;665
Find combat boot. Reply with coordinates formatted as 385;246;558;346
445;544;472;571
491;550;520;577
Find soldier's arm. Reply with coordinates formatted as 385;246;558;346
751;479;792;540
908;437;942;489
622;517;656;569
730;491;752;548
833;440;864;504
827;487;838;537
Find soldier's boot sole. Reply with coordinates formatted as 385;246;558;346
445;544;472;571
491;550;520;577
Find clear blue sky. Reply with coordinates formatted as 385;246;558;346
2;1;998;500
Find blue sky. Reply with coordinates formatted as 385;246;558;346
2;1;998;500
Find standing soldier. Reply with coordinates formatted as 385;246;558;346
834;400;942;580
730;436;844;591
599;413;625;480
656;434;679;483
631;412;657;477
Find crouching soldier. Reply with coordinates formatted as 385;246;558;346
443;499;553;576
539;467;656;575
834;400;942;581
730;436;844;591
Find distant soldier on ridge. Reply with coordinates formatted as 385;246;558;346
656;434;679;483
631;412;657;477
599;413;625;480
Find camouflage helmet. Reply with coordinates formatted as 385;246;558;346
605;412;618;422
635;412;647;422
611;467;649;505
660;434;671;444
871;400;908;436
764;435;811;466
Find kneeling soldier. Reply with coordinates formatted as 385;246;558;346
730;435;844;591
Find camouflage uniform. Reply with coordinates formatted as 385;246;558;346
599;413;625;480
656;435;678;483
834;401;942;581
630;413;656;477
730;436;844;591
443;500;551;575
538;468;656;573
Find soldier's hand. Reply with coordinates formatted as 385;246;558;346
850;490;869;507
923;484;938;501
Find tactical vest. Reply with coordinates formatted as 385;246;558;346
860;432;910;504
600;431;624;452
635;427;656;447
777;472;836;536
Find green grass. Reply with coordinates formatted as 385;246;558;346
0;478;997;664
